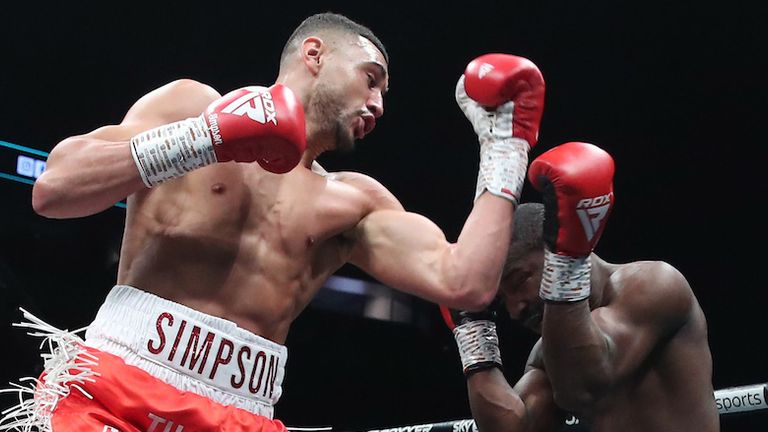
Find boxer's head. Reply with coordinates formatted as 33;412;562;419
278;12;389;153
499;203;546;333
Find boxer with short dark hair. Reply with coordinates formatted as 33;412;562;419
2;12;546;432
442;142;719;431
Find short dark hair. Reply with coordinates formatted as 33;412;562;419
503;202;545;275
280;12;389;65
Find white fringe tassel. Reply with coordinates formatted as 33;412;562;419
0;308;99;432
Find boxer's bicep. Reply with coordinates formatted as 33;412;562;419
348;209;461;305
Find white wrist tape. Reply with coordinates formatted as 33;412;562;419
130;116;217;187
539;249;592;302
475;134;529;204
455;76;529;205
453;320;502;374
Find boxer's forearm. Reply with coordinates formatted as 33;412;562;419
542;302;612;411
33;135;146;218
468;369;527;432
448;192;514;310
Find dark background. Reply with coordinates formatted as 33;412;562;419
1;1;766;430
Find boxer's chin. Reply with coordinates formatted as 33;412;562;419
334;120;356;153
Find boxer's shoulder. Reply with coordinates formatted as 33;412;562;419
603;260;694;330
611;260;691;300
123;79;221;125
323;169;403;212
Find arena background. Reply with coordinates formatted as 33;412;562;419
1;1;765;430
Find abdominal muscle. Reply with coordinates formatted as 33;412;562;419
114;163;361;344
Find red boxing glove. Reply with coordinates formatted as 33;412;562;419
204;84;306;173
463;53;545;147
456;54;545;203
528;142;615;302
131;84;306;187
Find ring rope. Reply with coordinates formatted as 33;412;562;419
287;382;767;432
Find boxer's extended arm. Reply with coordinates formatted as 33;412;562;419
350;193;513;310
32;79;220;218
349;54;545;311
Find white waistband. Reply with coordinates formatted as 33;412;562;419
84;285;287;418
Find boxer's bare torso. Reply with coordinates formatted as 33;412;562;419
71;80;400;344
120;155;397;344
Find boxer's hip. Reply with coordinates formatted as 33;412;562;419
50;345;288;432
84;285;288;419
1;285;289;431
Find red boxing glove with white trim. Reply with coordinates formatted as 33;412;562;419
456;54;545;204
131;84;306;187
528;142;615;302
204;84;305;170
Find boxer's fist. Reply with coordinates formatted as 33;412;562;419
130;84;307;187
455;54;545;203
462;54;545;147
204;84;306;173
528;142;615;301
440;303;502;375
529;142;615;256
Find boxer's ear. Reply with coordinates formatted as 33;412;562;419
301;37;325;75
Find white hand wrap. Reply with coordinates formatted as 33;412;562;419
453;320;502;374
539;249;592;302
455;76;530;204
130;116;218;187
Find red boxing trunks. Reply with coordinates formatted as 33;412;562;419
1;285;290;432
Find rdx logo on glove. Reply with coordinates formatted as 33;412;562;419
576;192;613;242
221;89;278;125
577;193;613;209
